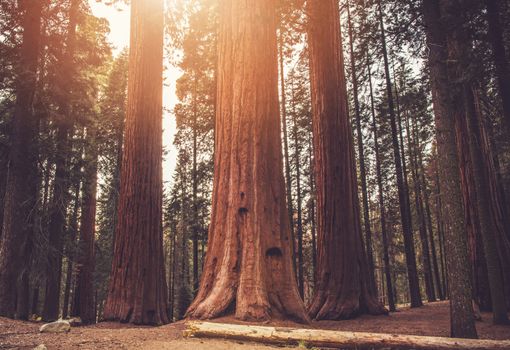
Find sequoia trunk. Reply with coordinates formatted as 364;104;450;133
306;0;387;320
103;0;168;325
185;0;309;322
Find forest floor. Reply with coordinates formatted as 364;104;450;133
1;301;509;349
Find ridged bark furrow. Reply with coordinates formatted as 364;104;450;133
306;0;387;320
185;0;309;323
103;0;168;325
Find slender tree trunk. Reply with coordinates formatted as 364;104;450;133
290;82;305;298
367;52;396;312
407;112;436;302
103;0;168;325
308;140;317;286
62;182;81;319
43;0;80;321
306;0;387;320
185;0;309;323
0;0;43;319
169;230;177;321
377;0;422;308
278;34;297;276
422;0;477;338
434;167;449;298
418;150;444;300
346;2;376;294
72;130;98;324
192;78;199;295
484;0;510;129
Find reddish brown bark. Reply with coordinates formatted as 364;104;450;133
0;0;42;318
455;100;492;312
185;0;309;323
103;0;168;325
473;93;510;308
306;0;387;320
464;87;509;324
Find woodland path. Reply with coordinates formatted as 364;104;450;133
1;302;509;349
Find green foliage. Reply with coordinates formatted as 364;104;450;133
165;0;217;320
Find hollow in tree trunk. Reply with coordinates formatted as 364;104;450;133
185;0;309;323
306;0;387;320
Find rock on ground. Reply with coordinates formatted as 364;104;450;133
39;320;71;333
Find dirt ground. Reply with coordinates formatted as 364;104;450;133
1;301;509;349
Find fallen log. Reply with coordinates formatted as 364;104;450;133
184;321;510;349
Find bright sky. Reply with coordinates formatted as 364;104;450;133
88;0;179;188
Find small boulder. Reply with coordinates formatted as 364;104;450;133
33;345;47;350
39;320;71;333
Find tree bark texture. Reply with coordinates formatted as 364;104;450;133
472;91;510;309
0;0;42;319
454;98;492;312
306;0;387;320
464;87;509;324
103;0;168;325
185;0;309;323
422;0;478;338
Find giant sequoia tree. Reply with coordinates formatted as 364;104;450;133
306;0;386;320
103;0;169;325
0;0;42;319
185;0;309;322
